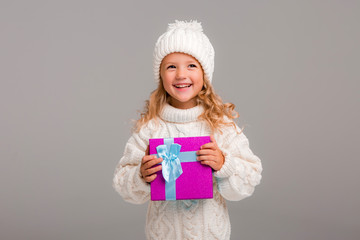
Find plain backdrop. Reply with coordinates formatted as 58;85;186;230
1;0;359;239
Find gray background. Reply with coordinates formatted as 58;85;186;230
1;0;359;239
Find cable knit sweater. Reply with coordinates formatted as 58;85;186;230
113;103;262;240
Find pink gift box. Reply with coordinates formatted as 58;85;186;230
149;136;213;201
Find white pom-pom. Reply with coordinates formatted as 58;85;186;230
167;20;203;32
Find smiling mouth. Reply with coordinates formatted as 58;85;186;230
173;84;192;88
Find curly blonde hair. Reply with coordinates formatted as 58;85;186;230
134;75;241;134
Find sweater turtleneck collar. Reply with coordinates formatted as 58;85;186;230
160;103;204;123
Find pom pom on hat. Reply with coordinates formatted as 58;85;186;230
153;20;215;83
167;20;203;32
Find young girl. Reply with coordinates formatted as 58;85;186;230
113;20;262;240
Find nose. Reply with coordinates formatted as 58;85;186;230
176;67;186;80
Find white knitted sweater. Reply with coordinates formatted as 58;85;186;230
113;103;262;240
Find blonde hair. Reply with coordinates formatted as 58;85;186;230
134;76;241;134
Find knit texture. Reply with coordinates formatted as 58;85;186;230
153;20;215;83
113;104;262;240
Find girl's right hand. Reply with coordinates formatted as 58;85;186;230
140;146;163;183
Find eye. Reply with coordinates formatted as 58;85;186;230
167;65;176;69
189;64;197;68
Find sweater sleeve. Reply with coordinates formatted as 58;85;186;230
213;124;263;201
112;126;151;204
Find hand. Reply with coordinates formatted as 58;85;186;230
140;145;163;183
196;135;225;171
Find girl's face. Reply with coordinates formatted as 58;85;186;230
160;52;204;109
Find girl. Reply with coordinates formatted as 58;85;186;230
113;20;262;240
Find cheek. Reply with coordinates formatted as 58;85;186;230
162;79;174;93
194;74;204;88
162;77;171;87
195;83;204;93
161;71;172;82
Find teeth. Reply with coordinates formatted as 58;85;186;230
174;84;191;88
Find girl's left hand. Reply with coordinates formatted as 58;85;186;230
196;135;225;171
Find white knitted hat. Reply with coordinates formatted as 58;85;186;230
153;20;215;83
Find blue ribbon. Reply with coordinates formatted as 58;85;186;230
154;138;199;200
156;138;183;200
156;143;183;183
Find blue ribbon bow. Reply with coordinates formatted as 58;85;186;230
156;143;183;182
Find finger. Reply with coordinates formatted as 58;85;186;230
141;161;160;177
210;135;219;149
201;142;217;150
145;145;149;155
143;157;163;170
197;155;216;161
210;135;217;146
144;164;162;176
144;174;157;183
197;149;216;156
200;160;218;170
142;155;157;164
